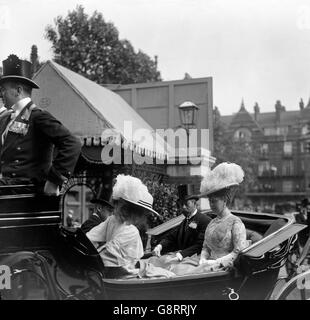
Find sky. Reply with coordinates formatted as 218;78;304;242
1;0;310;115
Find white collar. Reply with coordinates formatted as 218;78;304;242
12;97;31;117
187;209;198;220
0;106;7;114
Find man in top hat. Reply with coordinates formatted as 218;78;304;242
0;54;81;195
152;193;211;261
81;196;114;233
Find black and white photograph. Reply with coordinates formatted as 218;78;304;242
0;0;310;306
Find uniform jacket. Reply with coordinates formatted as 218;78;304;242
0;101;81;185
159;211;211;258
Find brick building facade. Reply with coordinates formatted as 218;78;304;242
221;99;310;212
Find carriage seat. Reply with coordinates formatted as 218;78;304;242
263;218;286;237
246;229;263;244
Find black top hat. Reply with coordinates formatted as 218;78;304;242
0;54;39;89
90;197;114;210
185;194;199;201
177;185;199;204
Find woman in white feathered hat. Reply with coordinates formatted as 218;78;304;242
198;162;248;270
86;174;160;277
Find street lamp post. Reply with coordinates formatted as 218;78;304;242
178;101;199;131
176;101;213;207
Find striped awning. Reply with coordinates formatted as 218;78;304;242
33;61;170;162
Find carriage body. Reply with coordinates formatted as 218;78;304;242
0;186;306;300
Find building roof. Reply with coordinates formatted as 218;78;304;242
229;101;261;130
33;61;169;160
221;110;301;128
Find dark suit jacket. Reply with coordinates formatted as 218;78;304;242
159;211;211;258
81;214;102;234
0;101;81;186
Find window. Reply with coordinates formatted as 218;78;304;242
282;160;294;176
300;141;310;153
279;127;289;135
283;180;293;193
264;126;288;136
301;160;305;172
270;165;278;176
264;128;276;136
301;124;310;135
283;141;293;155
262;183;274;191
306;141;310;153
258;160;270;176
234;128;251;141
260;143;268;156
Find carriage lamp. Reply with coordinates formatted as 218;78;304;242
178;101;199;131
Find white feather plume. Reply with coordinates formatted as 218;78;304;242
112;174;153;205
200;162;244;195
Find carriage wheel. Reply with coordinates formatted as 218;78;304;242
285;242;302;279
0;252;57;300
274;268;310;300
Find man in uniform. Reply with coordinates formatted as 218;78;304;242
0;54;81;195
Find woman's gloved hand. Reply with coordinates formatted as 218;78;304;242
199;259;217;266
152;244;162;257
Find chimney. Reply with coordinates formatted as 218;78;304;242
299;98;305;110
275;100;285;122
254;102;260;121
154;55;158;70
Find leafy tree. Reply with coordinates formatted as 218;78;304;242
45;5;161;84
212;106;259;201
146;180;179;226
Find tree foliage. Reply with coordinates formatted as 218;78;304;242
212;106;259;200
146;180;179;226
45;5;161;84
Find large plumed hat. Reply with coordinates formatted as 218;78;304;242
200;162;244;197
0;54;39;89
112;174;160;217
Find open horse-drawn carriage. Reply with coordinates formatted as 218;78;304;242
0;184;309;300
